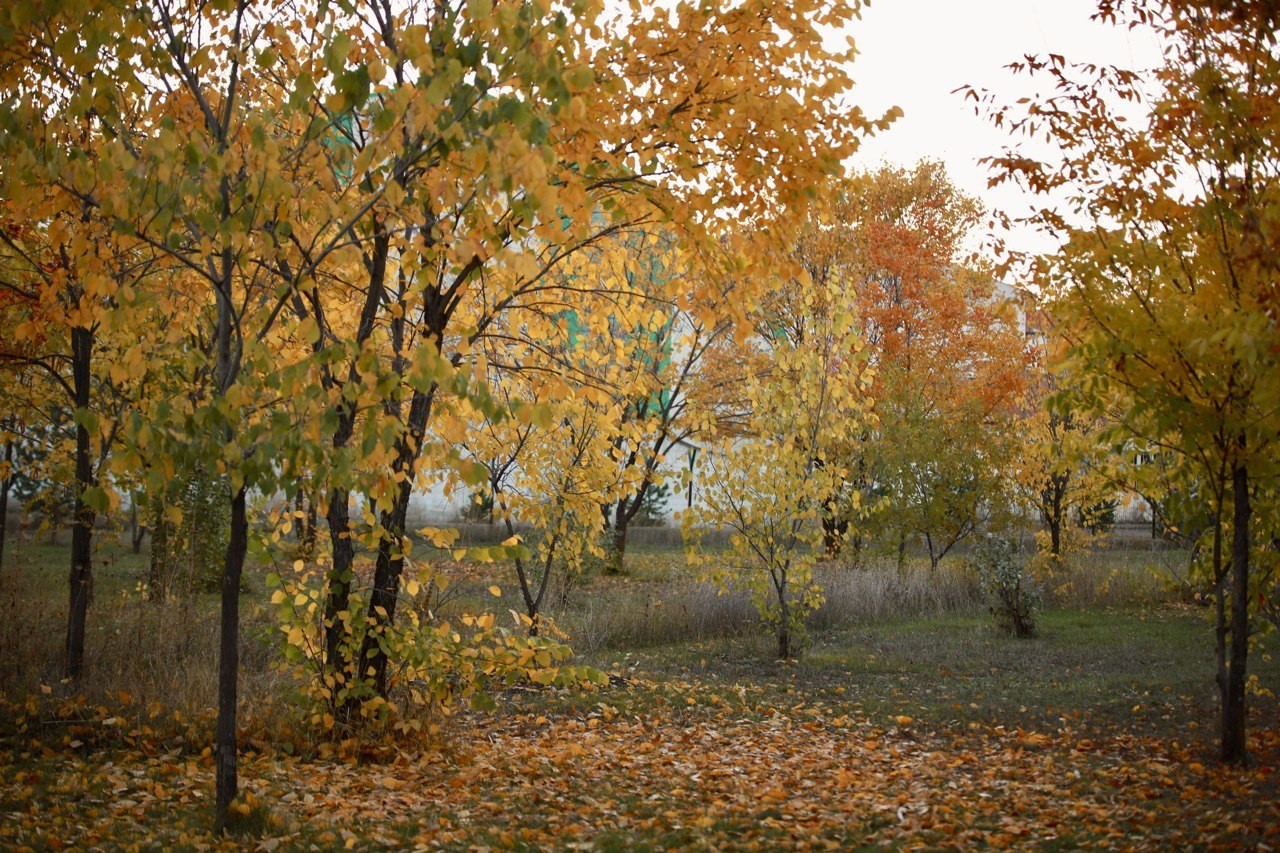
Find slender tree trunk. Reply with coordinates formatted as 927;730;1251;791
0;435;12;573
1222;460;1251;765
604;490;637;576
323;487;355;674
129;496;146;554
822;511;848;559
65;324;95;681
607;507;629;575
363;493;411;697
303;497;317;557
212;221;241;830
356;381;434;699
1212;510;1227;726
509;523;557;637
148;496;169;602
926;533;941;572
317;226;388;687
777;587;791;659
1047;477;1065;558
215;487;247;830
613;519;628;573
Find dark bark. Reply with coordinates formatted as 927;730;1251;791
776;573;792;659
1222;460;1251;765
317;229;388;682
1043;472;1067;557
1213;504;1227;737
129;497;146;554
65;324;95;681
356;383;435;698
505;513;555;636
323;487;355;673
302;497;317;556
610;518;629;575
148;498;169;601
605;457;653;575
214;487;247;830
361;489;411;697
0;434;12;573
821;511;848;558
212;164;241;828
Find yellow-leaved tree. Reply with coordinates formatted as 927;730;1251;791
685;257;876;659
967;0;1280;764
0;0;893;829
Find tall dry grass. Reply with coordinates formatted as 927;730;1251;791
0;533;288;734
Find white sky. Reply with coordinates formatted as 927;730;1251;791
841;0;1165;270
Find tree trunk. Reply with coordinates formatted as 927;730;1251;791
303;497;317;557
359;484;413;698
926;533;941;572
1221;460;1250;765
148;497;169;602
65;324;95;681
355;364;431;703
323;487;355;675
776;572;792;659
604;493;634;576
214;487;247;831
129;496;146;554
1212;500;1228;735
608;512;629;575
0;434;12;573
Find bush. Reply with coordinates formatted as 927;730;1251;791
975;536;1040;638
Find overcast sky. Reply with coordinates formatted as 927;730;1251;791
840;0;1165;267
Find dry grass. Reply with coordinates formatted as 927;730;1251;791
1032;546;1185;610
0;526;1188;727
810;558;985;629
0;532;287;730
550;544;1184;656
558;578;756;653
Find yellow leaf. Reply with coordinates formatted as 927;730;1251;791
488;585;502;597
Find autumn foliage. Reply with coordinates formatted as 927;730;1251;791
0;0;1276;841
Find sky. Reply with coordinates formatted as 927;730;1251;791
839;0;1165;267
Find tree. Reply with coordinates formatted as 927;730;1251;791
802;163;1032;567
1014;362;1115;565
1;0;892;825
968;0;1280;764
686;255;875;659
0;180;159;680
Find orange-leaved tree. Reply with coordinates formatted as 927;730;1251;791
811;163;1033;568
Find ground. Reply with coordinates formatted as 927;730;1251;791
2;575;1279;849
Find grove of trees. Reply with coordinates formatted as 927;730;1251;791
0;0;1276;835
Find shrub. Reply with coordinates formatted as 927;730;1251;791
975;536;1040;638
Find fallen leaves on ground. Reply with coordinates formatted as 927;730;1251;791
3;685;1278;849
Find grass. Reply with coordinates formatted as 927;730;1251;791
0;530;285;731
3;525;1279;846
2;528;1272;751
515;605;1278;745
0;526;1208;712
